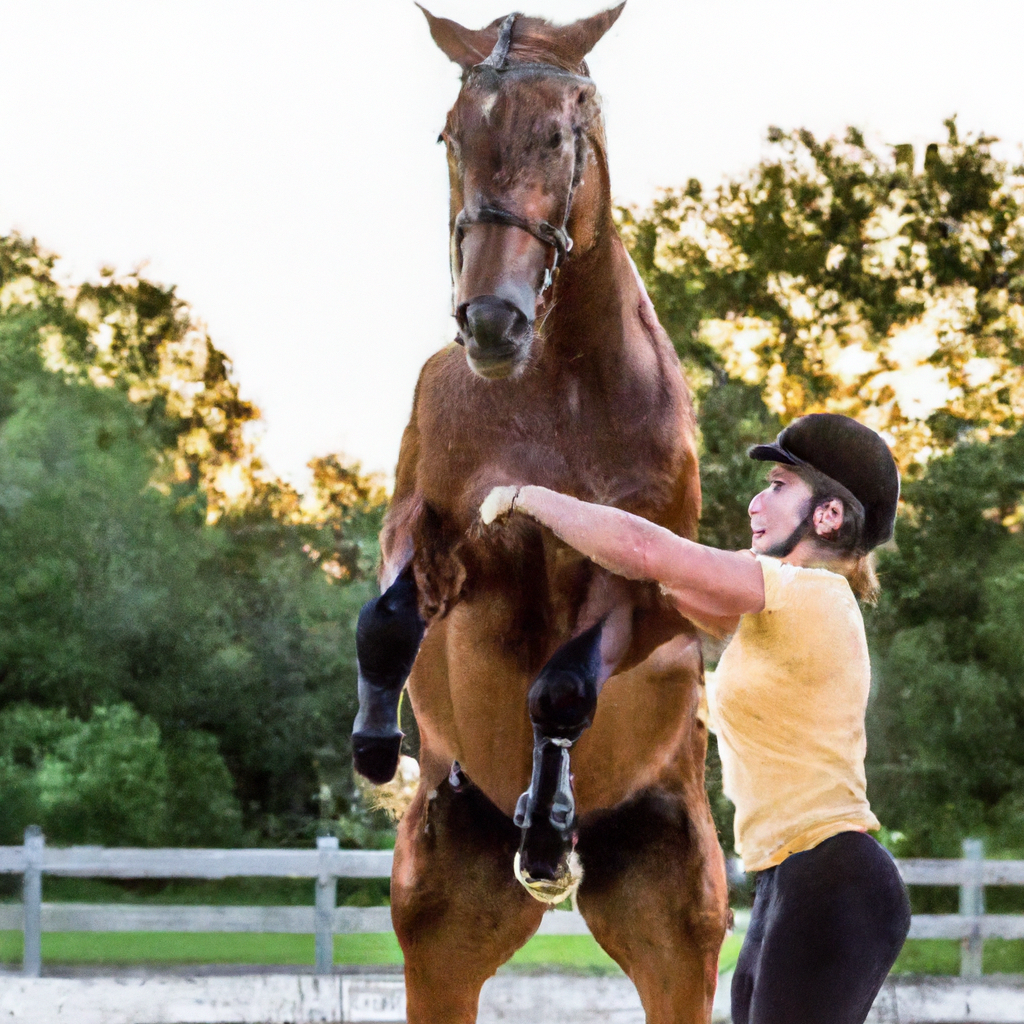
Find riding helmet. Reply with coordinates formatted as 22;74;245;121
748;413;900;551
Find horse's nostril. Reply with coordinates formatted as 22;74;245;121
464;296;526;352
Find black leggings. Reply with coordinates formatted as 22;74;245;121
731;831;911;1024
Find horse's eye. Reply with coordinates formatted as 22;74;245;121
548;130;563;150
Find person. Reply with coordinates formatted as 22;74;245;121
480;412;912;1024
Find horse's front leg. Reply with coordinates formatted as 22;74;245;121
514;574;633;899
351;558;426;784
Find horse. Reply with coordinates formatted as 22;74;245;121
350;6;729;1021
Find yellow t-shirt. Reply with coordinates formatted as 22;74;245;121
706;555;879;872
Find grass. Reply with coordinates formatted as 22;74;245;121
0;930;746;975
0;929;1019;977
893;939;1024;976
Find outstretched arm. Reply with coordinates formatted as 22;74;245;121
482;484;765;626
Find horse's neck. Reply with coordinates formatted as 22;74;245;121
544;225;647;369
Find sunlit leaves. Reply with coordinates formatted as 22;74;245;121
622;120;1024;471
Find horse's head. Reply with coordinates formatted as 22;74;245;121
421;5;623;379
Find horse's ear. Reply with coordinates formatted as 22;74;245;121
416;4;494;69
559;3;626;66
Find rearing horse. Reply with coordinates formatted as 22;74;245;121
351;6;728;1021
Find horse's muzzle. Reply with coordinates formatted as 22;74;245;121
458;296;532;379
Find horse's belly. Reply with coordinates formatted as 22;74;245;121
573;631;704;813
405;600;704;819
405;596;535;817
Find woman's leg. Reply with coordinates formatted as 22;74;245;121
745;831;911;1024
730;870;773;1024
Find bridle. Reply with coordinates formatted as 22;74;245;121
454;203;574;277
451;13;588;299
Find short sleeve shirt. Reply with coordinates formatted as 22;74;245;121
706;555;880;872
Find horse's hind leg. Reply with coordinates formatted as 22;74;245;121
576;786;729;1023
391;767;545;1024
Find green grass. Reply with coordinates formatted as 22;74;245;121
0;930;744;975
506;936;618;973
717;933;745;974
1;929;1019;977
0;931;319;967
892;939;1024;975
0;931;619;973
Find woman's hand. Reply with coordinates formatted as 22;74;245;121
480;485;521;525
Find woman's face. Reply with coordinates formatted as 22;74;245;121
748;465;814;556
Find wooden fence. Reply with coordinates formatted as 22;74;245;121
2;829;1022;980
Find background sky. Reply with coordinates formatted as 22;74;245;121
2;0;1023;485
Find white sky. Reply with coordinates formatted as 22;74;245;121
2;0;1023;484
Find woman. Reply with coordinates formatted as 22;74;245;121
481;412;911;1024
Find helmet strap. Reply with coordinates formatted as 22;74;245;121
763;503;815;559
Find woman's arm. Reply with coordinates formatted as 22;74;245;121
482;485;765;623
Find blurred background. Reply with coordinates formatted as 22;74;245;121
1;1;1023;962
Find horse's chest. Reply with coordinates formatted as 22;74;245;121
421;380;636;487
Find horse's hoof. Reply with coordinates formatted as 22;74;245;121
352;731;403;784
514;849;583;905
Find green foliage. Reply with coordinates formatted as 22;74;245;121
0;231;385;847
694;378;781;551
0;704;243;847
866;432;1024;856
622;120;1024;468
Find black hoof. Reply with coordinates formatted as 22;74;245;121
352;731;403;785
518;820;570;881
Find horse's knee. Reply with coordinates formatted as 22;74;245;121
356;568;424;689
528;620;602;740
352;568;425;784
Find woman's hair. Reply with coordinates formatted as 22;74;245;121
792;463;881;604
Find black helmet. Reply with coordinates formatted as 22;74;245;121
748;413;900;551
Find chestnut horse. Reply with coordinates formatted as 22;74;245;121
351;6;728;1021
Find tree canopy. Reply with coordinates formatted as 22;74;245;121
623;121;1024;473
0;232;385;847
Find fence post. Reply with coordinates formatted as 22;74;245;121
959;837;984;978
22;825;43;978
315;835;339;975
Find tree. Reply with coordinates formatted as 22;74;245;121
622;121;1024;474
0;703;244;847
0;231;384;846
865;431;1024;856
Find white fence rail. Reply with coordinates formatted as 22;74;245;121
2;830;1022;981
